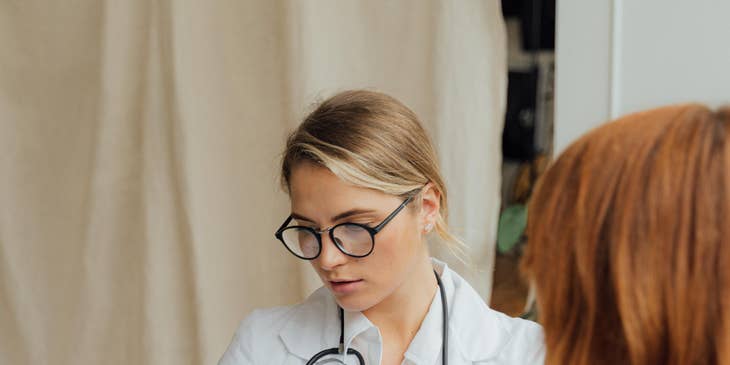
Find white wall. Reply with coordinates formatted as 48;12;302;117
554;0;612;153
555;0;730;153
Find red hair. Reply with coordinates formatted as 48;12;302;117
522;104;730;365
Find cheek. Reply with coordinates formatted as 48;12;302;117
334;225;424;311
367;224;422;277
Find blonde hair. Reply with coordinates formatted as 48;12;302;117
281;89;461;250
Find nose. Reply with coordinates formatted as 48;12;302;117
317;231;348;271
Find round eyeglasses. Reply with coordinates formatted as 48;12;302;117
274;195;415;260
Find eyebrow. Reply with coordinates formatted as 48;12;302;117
290;208;378;225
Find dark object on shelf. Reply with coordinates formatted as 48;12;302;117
502;0;521;17
501;0;555;51
522;0;555;51
503;68;538;161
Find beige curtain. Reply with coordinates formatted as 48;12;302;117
0;1;505;364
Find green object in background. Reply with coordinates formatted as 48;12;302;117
497;204;528;254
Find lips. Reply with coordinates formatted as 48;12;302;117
328;279;364;294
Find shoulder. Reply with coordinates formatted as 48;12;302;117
443;266;544;363
492;312;545;364
239;305;297;339
217;306;295;364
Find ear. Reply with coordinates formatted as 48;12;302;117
419;183;441;234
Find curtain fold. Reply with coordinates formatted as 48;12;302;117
0;1;505;364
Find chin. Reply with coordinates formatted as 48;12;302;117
333;292;379;312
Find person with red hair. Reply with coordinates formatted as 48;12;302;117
522;104;730;365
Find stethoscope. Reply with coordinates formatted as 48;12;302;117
306;270;449;365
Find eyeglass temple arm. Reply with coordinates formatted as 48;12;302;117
275;216;293;237
372;195;415;233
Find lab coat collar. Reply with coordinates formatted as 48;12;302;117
434;259;511;362
279;259;511;362
278;286;340;360
402;261;444;365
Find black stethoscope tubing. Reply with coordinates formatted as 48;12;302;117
306;270;449;365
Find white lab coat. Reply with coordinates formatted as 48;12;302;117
219;259;545;364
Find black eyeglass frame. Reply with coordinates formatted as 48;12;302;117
274;194;416;260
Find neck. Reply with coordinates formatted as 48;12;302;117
363;253;438;347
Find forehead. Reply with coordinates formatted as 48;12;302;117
288;163;396;221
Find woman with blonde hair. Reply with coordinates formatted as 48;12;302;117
220;90;544;364
522;104;730;365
